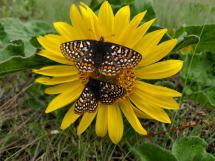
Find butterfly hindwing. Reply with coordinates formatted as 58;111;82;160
74;87;98;114
60;40;96;72
74;79;125;114
99;81;125;104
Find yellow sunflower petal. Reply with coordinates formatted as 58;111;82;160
77;112;97;136
54;22;80;41
35;75;79;85
129;93;171;123
44;81;80;94
134;88;180;109
120;100;147;135
96;104;108;137
129;11;147;27
61;105;80;129
98;1;114;41
45;83;84;113
135;29;167;55
113;5;130;40
139;39;177;66
136;60;183;79
37;50;72;65
117;11;147;45
135;80;182;97
129;18;156;48
70;4;85;35
80;3;100;40
37;35;65;55
133;107;153;119
137;18;156;35
108;104;123;144
70;4;82;26
33;65;78;77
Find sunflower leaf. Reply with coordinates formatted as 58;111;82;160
177;24;215;108
131;143;178;161
0;18;53;57
173;35;200;51
0;18;54;76
176;24;215;53
132;0;156;22
172;136;215;161
0;40;25;62
131;137;214;161
0;55;55;77
0;23;7;40
181;51;215;108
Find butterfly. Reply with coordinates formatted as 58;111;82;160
74;78;125;114
60;37;142;76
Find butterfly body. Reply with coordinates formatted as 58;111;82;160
91;40;107;68
74;78;125;114
61;38;142;76
85;78;101;101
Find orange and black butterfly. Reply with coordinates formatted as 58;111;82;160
74;78;125;114
60;38;142;76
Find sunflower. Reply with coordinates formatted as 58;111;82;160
33;1;183;144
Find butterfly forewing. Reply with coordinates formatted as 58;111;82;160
99;43;142;76
61;39;142;76
74;87;98;114
60;40;96;72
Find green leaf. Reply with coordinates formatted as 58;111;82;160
173;35;199;51
0;55;55;77
182;52;215;87
0;40;24;62
0;23;7;40
0;18;54;76
183;86;215;108
132;143;178;161
0;18;53;42
181;52;215;107
201;154;215;161
132;0;156;21
0;18;53;57
176;25;215;53
172;137;215;161
89;0;104;11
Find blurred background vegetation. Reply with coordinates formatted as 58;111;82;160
0;0;215;160
1;0;215;27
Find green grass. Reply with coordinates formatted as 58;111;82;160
0;0;215;160
153;0;215;28
1;74;215;160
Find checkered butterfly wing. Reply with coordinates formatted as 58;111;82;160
99;43;142;76
60;40;96;72
74;87;98;114
99;81;125;104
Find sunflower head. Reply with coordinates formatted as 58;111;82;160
33;1;183;144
